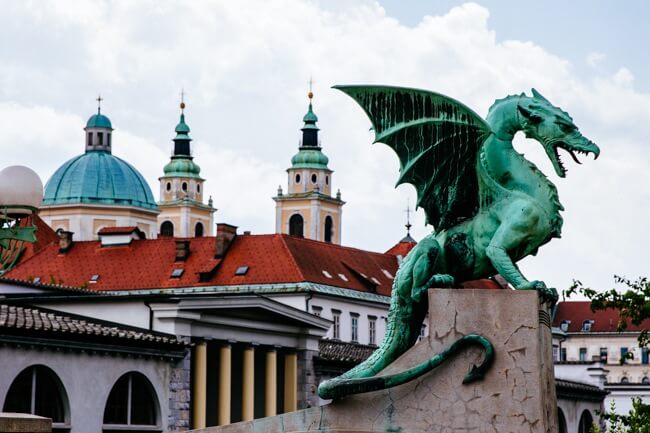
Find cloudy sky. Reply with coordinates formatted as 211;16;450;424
1;1;648;294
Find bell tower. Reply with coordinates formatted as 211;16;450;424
157;98;215;237
273;90;344;244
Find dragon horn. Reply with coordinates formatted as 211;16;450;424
531;88;550;103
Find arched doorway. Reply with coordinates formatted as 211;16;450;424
4;365;69;430
289;214;304;237
195;222;204;237
578;410;594;433
160;221;174;237
103;372;160;429
324;216;333;243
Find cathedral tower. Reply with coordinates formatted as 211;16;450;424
274;91;344;243
157;100;215;237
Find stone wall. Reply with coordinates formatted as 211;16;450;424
169;353;192;431
297;349;319;409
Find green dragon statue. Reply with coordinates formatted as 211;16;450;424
318;86;599;400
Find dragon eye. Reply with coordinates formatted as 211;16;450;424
559;123;575;134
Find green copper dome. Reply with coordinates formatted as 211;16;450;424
43;152;158;210
291;149;329;169
163;157;202;178
86;113;113;129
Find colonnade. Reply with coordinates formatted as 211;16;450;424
191;341;298;429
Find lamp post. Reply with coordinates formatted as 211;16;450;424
0;166;44;273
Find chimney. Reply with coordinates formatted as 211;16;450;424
56;229;74;253
175;240;191;261
215;223;237;258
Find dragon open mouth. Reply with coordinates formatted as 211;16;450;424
549;141;599;178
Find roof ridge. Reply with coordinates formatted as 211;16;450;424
279;233;386;256
276;235;306;281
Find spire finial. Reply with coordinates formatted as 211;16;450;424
405;199;412;235
180;89;186;112
96;94;103;114
308;76;314;100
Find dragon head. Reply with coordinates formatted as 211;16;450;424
518;89;600;178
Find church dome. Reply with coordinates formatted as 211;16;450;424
291;149;329;169
86;113;112;129
163;157;202;178
42;152;158;211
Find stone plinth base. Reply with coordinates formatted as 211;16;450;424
194;289;558;433
0;413;51;432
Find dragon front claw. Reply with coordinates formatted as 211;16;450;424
517;280;558;307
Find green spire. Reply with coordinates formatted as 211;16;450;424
163;99;202;179
291;89;329;169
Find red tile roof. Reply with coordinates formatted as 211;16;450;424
18;215;59;262
385;238;417;257
553;301;650;332
97;226;144;237
6;234;400;294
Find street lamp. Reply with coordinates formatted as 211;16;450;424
0;166;44;273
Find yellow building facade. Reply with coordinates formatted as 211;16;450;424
274;93;344;244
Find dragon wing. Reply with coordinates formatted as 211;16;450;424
334;85;492;232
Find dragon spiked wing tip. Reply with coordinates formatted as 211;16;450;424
334;85;492;231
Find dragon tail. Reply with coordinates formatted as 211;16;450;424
317;334;494;400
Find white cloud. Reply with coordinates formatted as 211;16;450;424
0;1;647;292
586;52;606;68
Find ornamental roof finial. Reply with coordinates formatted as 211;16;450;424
96;94;103;114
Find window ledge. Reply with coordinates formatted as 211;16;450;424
102;424;162;432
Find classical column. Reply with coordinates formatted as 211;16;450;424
218;343;232;426
242;345;255;421
283;352;298;412
192;340;207;429
264;349;277;417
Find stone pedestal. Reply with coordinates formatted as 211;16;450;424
0;413;51;432
194;289;558;433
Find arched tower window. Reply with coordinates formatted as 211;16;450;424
160;221;174;237
289;214;304;237
4;365;69;429
578;410;594;433
195;222;204;237
103;372;159;429
324;216;333;243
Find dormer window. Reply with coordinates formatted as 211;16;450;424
581;320;593;332
560;320;571;332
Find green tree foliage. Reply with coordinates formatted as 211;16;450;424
591;399;650;433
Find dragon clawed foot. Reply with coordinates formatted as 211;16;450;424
517;280;558;306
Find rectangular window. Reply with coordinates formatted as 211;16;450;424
368;316;376;346
98;132;103;146
600;347;608;363
621;347;629;364
553;346;559;362
418;324;426;342
87;132;92;146
332;310;340;340
351;313;359;343
579;347;587;361
560;347;567;362
107;133;111;148
643;348;649;365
